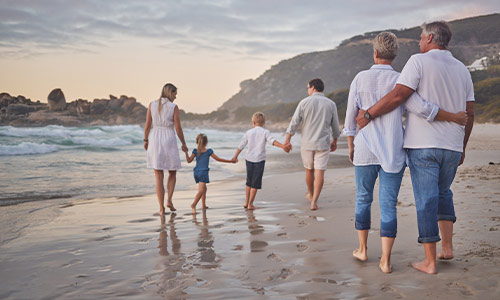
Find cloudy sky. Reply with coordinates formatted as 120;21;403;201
1;0;499;113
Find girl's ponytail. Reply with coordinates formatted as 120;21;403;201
196;133;208;156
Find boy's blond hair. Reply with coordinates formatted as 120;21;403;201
252;112;265;126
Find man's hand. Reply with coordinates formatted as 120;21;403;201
459;152;465;166
356;109;370;129
348;148;354;163
454;111;468;126
330;139;337;152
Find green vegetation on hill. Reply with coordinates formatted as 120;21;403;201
472;63;500;123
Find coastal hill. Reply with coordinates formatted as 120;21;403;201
219;13;500;112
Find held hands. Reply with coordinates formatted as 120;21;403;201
181;144;188;153
356;109;370;129
231;156;238;163
283;142;292;153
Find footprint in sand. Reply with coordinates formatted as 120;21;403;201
266;268;294;280
277;232;287;238
297;243;308;252
381;286;404;299
298;220;308;227
250;240;268;252
233;245;243;251
446;282;475;296
267;252;284;262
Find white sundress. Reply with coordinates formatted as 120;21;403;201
146;98;182;170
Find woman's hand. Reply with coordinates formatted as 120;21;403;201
181;144;188;153
144;141;149;150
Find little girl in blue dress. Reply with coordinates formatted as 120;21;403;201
184;133;236;214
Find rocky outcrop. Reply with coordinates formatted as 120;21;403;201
47;88;66;111
0;90;147;127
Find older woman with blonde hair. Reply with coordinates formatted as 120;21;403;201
144;83;188;215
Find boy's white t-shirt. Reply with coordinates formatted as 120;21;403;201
238;126;275;163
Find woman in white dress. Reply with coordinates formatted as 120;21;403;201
144;83;188;215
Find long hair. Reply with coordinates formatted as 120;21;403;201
158;83;177;113
196;133;208;157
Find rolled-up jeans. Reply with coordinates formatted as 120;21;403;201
407;148;462;243
355;165;405;238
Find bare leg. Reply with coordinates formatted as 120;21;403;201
412;242;437;274
154;170;165;215
353;229;368;261
380;237;395;273
244;186;250;208
191;182;207;215
247;188;258;210
201;186;208;209
305;168;314;202
166;170;177;211
310;169;325;210
437;220;454;259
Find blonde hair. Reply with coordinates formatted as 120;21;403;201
196;133;208;156
373;32;398;60
158;83;177;113
252;112;265;126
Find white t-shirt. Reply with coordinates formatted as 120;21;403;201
397;49;475;152
238;126;276;163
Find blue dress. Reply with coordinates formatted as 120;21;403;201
192;148;213;183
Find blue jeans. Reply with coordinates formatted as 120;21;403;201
355;165;405;238
407;148;462;243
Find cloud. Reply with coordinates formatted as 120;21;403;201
1;0;499;59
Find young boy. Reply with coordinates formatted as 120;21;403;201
232;112;290;210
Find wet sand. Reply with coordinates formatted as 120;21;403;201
0;124;499;299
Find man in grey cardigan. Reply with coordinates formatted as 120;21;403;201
285;78;341;210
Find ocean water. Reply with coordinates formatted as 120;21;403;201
0;125;300;206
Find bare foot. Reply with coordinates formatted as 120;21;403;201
166;203;176;212
157;209;166;216
310;203;318;210
201;205;209;210
305;193;312;202
411;260;436;274
190;204;197;215
437;251;454;260
243;202;248;208
353;248;367;261
247;205;257;210
379;261;392;274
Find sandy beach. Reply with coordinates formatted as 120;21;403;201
0;124;499;299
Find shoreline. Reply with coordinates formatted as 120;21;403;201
0;123;499;299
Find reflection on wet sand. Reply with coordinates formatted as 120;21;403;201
192;209;218;268
158;213;181;256
247;210;268;252
156;213;189;298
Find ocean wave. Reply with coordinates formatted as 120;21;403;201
70;137;134;147
0;142;59;156
0;125;106;138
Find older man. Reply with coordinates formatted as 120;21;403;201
357;21;474;274
285;78;340;211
